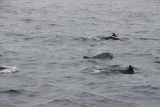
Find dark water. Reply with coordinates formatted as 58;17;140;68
0;0;160;107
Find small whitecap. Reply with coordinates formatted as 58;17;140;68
91;66;107;74
93;69;101;73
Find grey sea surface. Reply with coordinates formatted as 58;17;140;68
0;0;160;107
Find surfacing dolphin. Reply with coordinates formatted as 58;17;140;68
0;66;7;70
110;65;134;74
100;33;119;40
0;66;19;73
83;53;113;59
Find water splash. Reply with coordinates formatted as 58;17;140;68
0;66;19;74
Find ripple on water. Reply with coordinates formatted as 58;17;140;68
21;18;34;23
0;102;16;107
24;37;35;40
139;37;160;41
132;85;160;98
48;99;80;107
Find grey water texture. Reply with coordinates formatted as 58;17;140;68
0;0;160;107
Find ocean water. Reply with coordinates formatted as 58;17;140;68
0;0;160;107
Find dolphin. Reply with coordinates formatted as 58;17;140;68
110;65;134;74
100;33;119;40
5;89;21;94
0;66;19;73
83;53;113;59
0;66;7;70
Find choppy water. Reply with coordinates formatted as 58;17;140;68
0;0;160;107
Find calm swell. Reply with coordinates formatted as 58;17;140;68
0;0;160;107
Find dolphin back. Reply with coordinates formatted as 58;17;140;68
83;56;90;59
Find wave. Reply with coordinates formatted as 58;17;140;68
139;37;160;41
48;99;80;107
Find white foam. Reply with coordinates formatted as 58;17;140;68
94;69;101;73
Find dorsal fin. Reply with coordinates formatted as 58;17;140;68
128;65;134;74
112;33;117;37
